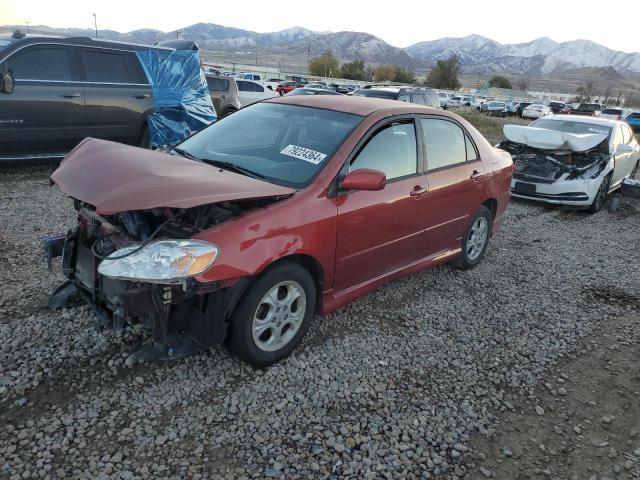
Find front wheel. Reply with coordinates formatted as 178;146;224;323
588;173;612;213
455;206;492;270
225;263;316;367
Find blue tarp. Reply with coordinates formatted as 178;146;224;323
136;50;216;148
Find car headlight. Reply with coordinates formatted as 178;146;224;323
97;239;219;283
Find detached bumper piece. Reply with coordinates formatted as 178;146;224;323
45;220;245;362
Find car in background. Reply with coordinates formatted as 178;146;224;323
503;116;639;212
486;101;509;117
570;103;604;117
276;80;305;96
205;74;241;118
236;79;279;107
0;30;210;160
47;95;514;366
560;104;573;114
437;91;451;108
353;87;441;108
549;101;565;114
626;111;640;133
285;88;343;96
600;107;631;121
305;82;330;90
522;104;551;119
515;102;534;117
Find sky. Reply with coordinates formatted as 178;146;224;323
1;0;638;53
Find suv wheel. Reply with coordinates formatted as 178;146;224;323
225;262;316;367
139;125;151;149
455;206;492;270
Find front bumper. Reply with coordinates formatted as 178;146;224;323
510;176;599;206
44;209;249;360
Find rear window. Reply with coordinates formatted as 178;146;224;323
628;113;640;120
602;108;622;115
206;77;229;91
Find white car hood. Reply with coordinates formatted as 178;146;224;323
503;125;607;152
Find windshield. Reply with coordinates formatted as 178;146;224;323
176;103;362;188
531;119;612;136
602;108;621;115
353;89;397;99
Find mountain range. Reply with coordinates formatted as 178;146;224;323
2;23;639;75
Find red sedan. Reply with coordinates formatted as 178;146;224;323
276;81;302;95
48;95;514;366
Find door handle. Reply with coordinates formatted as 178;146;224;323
133;93;150;99
409;185;428;198
470;170;482;180
59;93;80;98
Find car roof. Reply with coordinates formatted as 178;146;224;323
0;33;173;52
541;115;622;127
267;94;445;117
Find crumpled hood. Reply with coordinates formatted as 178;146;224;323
50;138;295;214
504;125;607;152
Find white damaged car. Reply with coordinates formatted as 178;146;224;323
500;116;639;212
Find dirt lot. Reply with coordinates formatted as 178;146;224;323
1;119;639;479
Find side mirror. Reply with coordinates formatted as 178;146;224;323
615;143;634;155
340;169;386;192
2;72;14;94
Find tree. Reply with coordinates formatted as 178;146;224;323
424;55;461;89
395;67;416;84
516;76;529;91
340;60;366;81
488;75;513;89
309;50;340;78
575;81;594;102
375;64;397;82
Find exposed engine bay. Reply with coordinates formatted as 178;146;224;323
45;196;285;361
499;139;610;182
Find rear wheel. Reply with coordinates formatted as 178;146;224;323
225;263;316;367
588;173;612;213
455;206;492;270
139;125;151;149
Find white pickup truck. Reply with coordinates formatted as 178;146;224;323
237;73;279;92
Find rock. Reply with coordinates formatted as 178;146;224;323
479;466;493;478
535;405;545;416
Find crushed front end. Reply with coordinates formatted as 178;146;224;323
44;201;253;361
500;140;610;206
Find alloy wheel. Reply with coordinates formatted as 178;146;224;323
467;217;489;261
252;281;307;352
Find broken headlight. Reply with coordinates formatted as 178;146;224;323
97;240;218;283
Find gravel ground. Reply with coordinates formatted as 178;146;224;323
1;162;640;480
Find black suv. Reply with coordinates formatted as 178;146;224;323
0;31;173;160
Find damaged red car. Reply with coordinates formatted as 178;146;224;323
47;95;513;366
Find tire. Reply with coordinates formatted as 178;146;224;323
225;262;316;367
588;173;612;214
139;125;151;149
220;108;237;119
455;206;492;270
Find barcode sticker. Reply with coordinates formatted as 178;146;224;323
280;145;327;164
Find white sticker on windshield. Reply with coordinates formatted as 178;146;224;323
280;144;327;164
587;127;608;134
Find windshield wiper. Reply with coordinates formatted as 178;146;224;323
171;147;201;161
200;159;266;180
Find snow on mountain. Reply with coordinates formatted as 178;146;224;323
406;35;640;74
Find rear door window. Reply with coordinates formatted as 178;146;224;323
6;45;73;81
421;118;467;171
82;49;129;83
